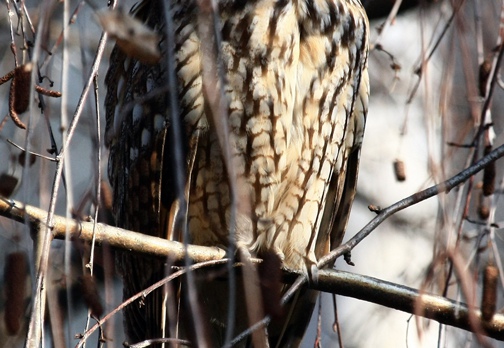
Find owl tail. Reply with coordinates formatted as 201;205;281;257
268;287;319;348
120;252;168;346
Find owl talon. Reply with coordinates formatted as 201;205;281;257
344;251;355;266
309;264;319;285
301;251;319;284
236;244;252;262
272;248;285;264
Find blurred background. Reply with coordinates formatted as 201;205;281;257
0;0;503;347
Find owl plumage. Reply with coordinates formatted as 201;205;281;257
105;0;369;346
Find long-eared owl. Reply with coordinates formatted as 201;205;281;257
105;0;369;346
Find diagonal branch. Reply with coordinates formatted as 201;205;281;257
318;141;504;268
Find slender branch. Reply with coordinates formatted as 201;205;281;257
76;258;231;348
127;337;192;348
6;138;58;162
318;141;504;268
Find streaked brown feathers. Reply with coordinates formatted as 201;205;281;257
105;0;369;346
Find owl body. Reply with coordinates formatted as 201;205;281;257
106;0;368;345
181;0;369;268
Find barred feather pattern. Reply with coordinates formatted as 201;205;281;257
105;0;369;346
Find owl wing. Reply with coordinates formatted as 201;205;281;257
313;3;370;260
328;66;369;251
105;1;186;343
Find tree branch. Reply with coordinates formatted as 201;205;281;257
301;269;504;341
0;197;226;263
2;196;504;341
318;141;504;268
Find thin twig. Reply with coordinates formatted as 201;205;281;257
60;0;77;343
333;294;344;348
6;139;58;162
371;0;403;48
23;1;49;345
39;0;87;71
75;258;231;348
127;337;192;348
196;0;241;345
25;1;116;343
162;1;207;344
407;1;465;104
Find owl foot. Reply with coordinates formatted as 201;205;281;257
303;251;319;285
344;251;355;266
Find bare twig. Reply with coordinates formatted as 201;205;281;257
407;1;465;104
127;337;192;348
39;0;87;71
76;258;231;348
372;0;403;47
6;138;58;162
196;0;241;344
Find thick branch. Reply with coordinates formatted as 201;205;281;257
298;269;504;341
0;197;226;263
